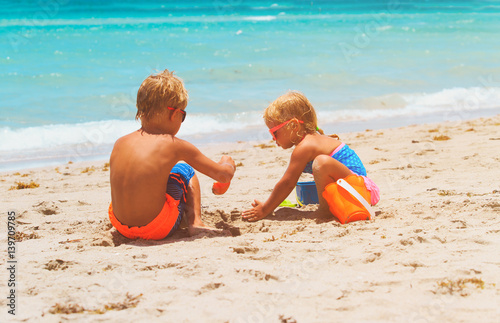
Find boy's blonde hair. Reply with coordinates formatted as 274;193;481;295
136;69;188;121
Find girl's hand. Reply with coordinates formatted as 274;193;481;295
242;200;267;222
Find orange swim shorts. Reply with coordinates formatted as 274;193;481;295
108;193;180;240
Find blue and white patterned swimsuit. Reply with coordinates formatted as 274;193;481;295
303;143;367;176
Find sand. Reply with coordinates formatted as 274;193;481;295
1;115;499;322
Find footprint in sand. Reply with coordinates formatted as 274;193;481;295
364;252;382;263
232;246;259;254
207;209;241;236
44;259;76;271
402;261;425;272
91;235;114;247
215;221;241;236
279;315;298;323
196;282;224;295
451;219;467;229
33;201;59;215
483;201;500;209
236;269;279;281
400;239;413;246
27;287;39;296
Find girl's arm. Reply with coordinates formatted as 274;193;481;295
242;144;313;221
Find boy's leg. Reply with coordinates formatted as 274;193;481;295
167;163;218;236
183;173;202;227
184;174;218;236
312;155;352;216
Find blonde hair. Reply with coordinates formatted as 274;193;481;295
264;91;338;138
135;69;188;121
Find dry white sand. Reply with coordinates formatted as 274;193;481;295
1;115;499;322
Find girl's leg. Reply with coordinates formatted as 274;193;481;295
312;155;352;216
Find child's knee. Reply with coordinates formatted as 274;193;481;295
188;173;199;190
312;155;331;173
312;155;351;179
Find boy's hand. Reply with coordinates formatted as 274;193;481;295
215;155;235;184
242;200;267;222
212;155;235;195
219;155;235;171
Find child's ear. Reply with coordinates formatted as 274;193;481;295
168;110;176;121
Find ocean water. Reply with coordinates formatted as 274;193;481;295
1;0;500;170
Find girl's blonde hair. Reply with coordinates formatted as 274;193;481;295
264;91;338;138
136;69;188;121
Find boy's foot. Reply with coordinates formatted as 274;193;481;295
188;223;222;237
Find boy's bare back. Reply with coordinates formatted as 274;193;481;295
110;130;183;227
109;69;235;232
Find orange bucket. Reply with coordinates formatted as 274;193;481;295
322;175;373;224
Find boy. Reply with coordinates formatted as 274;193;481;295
109;69;235;239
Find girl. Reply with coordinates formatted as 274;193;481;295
242;91;380;222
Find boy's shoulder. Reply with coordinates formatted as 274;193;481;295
114;130;199;158
113;131;178;152
118;130;176;142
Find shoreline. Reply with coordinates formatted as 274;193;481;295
1;113;499;321
2;106;500;173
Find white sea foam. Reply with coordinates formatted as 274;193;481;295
0;15;281;27
2;87;498;159
317;87;500;124
0;112;264;153
376;25;393;31
0;120;139;152
243;16;277;22
0;12;407;28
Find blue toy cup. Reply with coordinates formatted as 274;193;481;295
295;181;319;206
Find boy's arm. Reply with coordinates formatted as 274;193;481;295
176;138;235;183
242;145;311;221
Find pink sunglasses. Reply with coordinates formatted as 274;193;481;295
269;119;304;141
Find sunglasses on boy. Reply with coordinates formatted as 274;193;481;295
167;106;186;122
269;119;304;141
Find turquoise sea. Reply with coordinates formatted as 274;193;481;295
1;0;500;170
